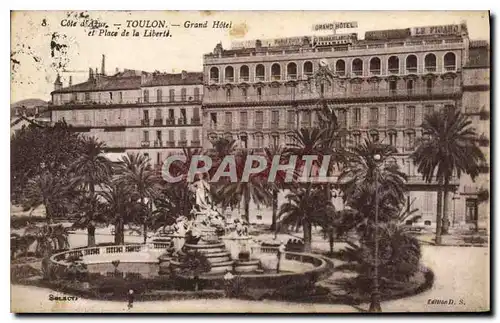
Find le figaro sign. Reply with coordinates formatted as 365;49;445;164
412;24;467;36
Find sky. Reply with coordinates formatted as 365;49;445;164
10;10;490;103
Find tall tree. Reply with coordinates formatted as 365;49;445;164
411;109;485;242
216;150;272;223
70;136;112;247
11;120;83;204
118;153;161;243
100;180;135;245
277;183;333;252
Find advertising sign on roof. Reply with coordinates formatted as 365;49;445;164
411;24;467;36
312;21;358;32
313;33;357;46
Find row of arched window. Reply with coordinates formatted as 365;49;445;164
209;52;457;83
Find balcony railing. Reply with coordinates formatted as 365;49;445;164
406;67;418;73
191;140;201;146
240;76;249;82
388;68;399;74
204;86;461;104
178;118;187;125
405;119;416;127
270;121;279;129
255;122;263;129
287;122;296;130
369;119;378;127
141;119;150;126
178;140;188;147
370;69;381;75
225;76;235;82
271;75;281;81
141;141;150;147
153;119;163;126
255;75;265;81
387;119;397;127
210;78;219;84
444;65;456;71
191;117;201;125
154;140;163;147
352;70;363;76
166;140;175;147
425;66;437;72
287;74;297;80
224;123;233;131
240;123;248;130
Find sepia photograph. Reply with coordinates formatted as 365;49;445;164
9;10;490;313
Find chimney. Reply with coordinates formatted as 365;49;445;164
89;67;94;80
69;76;72;87
115;67;119;74
181;70;187;80
95;67;98;76
54;74;62;91
101;54;106;75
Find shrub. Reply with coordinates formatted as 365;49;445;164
238;251;250;261
11;264;40;283
341;223;422;284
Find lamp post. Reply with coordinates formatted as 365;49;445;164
369;153;382;312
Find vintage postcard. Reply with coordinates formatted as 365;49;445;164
10;10;490;313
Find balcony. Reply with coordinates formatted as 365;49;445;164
178;118;187;125
388;68;399;75
255;75;265;82
154;140;163;147
287;122;296;130
203;86;462;105
191;140;201;146
370;69;381;76
240;76;250;82
178;140;188;147
191;117;201;125
225;76;235;83
271;75;281;81
444;65;456;71
287;74;297;80
406;67;418;73
335;70;345;77
405;119;415;127
210;78;219;84
387;119;397;127
141;119;150;126
141;141;150;147
166;118;175;126
270;121;279;129
369;119;378;127
425;66;437;72
166;140;175;147
224;123;233;131
255;122;263;130
153;119;163;126
240;123;248;130
352;70;363;76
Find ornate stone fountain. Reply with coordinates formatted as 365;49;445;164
159;176;260;274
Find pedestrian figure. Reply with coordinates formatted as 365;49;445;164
127;289;134;309
277;242;286;273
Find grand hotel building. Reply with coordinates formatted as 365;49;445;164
50;56;204;168
201;23;490;227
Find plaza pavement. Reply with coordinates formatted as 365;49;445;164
11;228;490;313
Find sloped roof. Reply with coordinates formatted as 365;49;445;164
142;72;203;87
52;75;142;94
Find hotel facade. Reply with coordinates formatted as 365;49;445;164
201;23;490;227
50;56;203;168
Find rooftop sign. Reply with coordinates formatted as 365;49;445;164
312;21;358;33
411;23;468;37
313;33;357;46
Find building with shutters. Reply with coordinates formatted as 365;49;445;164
50;55;204;168
201;22;490;228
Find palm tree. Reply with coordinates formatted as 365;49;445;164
216;150;272;223
118;153;161;244
22;171;77;223
411;109;485;242
100;180;135;245
70;136;112;247
277;183;334;252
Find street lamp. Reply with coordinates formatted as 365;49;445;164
369;153;382;312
